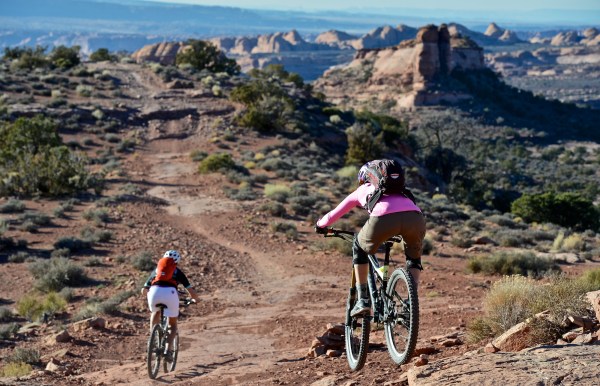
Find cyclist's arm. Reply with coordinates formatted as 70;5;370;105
140;271;156;295
316;187;363;227
175;270;199;302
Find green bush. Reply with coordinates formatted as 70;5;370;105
176;40;239;74
82;208;110;225
264;184;291;202
0;116;96;197
467;251;558;278
0;323;19;339
49;45;80;69
270;222;298;239
198;153;235;174
259;201;287;217
4;46;48;70
5;348;40;365
8;251;32;263
29;258;88;292
345;121;385;165
17;292;67;321
511;192;600;231
53;237;92;252
89;48;113;62
132;251;154;271
0;362;32;377
0;199;25;213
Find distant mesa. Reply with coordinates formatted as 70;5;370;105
551;31;581;46
351;24;418;50
315;30;358;47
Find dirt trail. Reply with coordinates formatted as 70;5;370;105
82;144;345;385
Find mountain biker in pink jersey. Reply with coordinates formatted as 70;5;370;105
316;162;426;317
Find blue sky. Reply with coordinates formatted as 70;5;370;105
140;0;600;12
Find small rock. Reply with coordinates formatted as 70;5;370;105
45;330;71;345
414;354;429;367
413;344;437;356
45;358;61;372
571;333;594;345
326;349;343;358
484;343;499;353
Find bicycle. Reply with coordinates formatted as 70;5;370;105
146;294;194;379
319;227;419;371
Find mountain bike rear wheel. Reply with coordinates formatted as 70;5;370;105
163;332;179;372
384;268;419;365
345;294;370;371
147;324;163;379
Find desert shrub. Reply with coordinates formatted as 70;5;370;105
561;233;585;252
49;45;80;69
224;186;256;201
230;77;296;133
82;208;110;225
190;150;208;162
422;235;434;255
579;268;600;288
17;292;67;321
511;192;600;231
5;348;40;365
467;251;558;278
29;258;88;292
53;237;92;252
51;248;70;258
270;222;298;239
0;323;19;339
345;121;385;165
89;48;113;62
318;237;353;256
132;251;154;271
8;251;32;263
0;362;32;377
198;153;235;174
0;199;26;213
19;211;52;226
0;306;13;322
259;201;286;217
76;84;93;97
75;290;135;320
0;116;95;197
248;64;305;87
493;229;528;247
264;184;291;202
5;45;48;70
176;40;239;74
468;274;596;344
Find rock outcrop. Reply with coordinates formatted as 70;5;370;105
315;24;485;108
131;42;183;65
484;22;504;39
407;345;600;386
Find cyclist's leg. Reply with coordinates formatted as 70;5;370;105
166;317;178;350
161;287;180;352
398;212;426;290
147;286;163;333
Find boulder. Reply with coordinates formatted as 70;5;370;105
45;330;71;345
72;317;106;332
586;290;600;322
492;321;530;352
45;358;61;372
131;42;184;65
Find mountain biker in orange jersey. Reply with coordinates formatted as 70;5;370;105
316;162;426;317
141;250;199;360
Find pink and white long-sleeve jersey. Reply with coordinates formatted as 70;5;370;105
316;183;421;227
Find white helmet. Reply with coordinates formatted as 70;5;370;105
163;250;181;264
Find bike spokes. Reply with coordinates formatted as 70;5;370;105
345;297;370;371
384;269;419;366
147;325;163;379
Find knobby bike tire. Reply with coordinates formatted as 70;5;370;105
344;292;370;371
384;268;419;365
147;324;163;379
163;332;179;372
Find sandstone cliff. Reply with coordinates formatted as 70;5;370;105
315;29;358;48
315;24;485;109
351;24;418;50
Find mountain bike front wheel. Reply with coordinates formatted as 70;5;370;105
345;294;370;371
384;268;419;365
147;324;163;379
163;332;179;373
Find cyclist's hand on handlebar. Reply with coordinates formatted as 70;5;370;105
315;226;329;235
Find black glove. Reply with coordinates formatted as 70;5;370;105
315;226;328;235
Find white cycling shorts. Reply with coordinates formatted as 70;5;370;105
147;286;179;317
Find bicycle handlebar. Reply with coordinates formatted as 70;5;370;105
316;226;403;244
